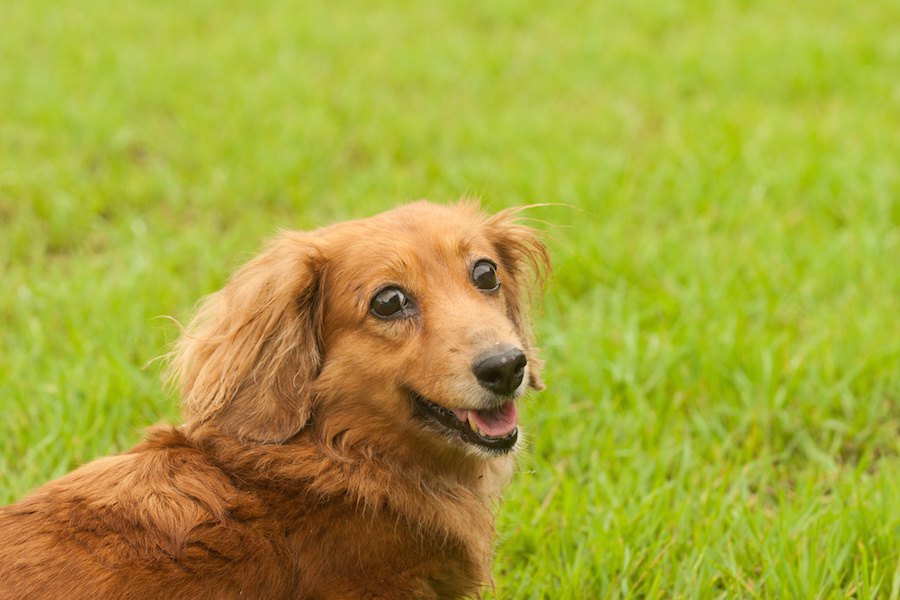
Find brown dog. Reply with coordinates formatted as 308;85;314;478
0;201;549;599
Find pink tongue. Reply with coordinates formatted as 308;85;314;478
469;402;518;438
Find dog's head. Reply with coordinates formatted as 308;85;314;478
170;201;549;462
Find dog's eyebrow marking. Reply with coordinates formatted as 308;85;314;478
352;282;365;306
455;238;474;261
460;221;486;249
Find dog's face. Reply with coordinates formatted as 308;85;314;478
171;202;548;463
314;203;546;457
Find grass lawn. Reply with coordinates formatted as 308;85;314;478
2;0;899;596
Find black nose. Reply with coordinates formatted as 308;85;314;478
472;348;527;396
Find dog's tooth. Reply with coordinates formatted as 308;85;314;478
467;413;481;435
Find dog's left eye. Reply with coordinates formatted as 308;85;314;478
370;287;414;319
472;260;500;291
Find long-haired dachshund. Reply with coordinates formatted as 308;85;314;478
0;201;549;599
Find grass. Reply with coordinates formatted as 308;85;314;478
2;0;899;596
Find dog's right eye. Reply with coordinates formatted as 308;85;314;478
370;287;414;319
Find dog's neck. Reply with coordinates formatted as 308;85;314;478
177;422;513;580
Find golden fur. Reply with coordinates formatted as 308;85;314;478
0;201;549;599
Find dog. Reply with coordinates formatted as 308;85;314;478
0;201;549;599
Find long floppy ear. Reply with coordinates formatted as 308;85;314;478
168;231;324;443
485;208;551;390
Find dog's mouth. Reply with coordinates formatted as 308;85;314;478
409;390;519;453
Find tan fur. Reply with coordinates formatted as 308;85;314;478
0;201;549;599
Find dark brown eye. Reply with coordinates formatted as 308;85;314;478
370;287;414;319
472;260;500;291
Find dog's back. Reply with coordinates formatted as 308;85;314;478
0;428;295;599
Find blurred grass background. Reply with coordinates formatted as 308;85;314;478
1;0;899;597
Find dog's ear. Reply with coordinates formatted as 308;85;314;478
169;232;324;443
485;208;551;390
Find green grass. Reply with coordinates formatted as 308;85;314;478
2;0;899;597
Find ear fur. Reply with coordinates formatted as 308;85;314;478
484;208;551;390
168;232;324;443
